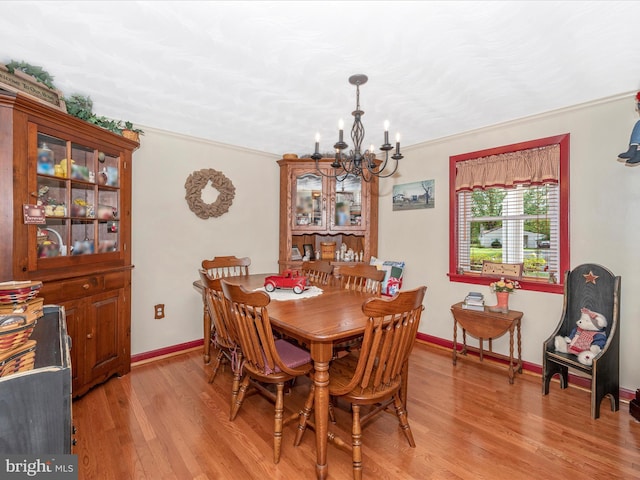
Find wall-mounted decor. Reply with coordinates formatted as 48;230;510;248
617;91;640;165
184;169;235;219
392;180;434;211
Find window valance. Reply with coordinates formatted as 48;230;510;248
455;144;560;192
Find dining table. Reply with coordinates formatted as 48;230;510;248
193;273;375;480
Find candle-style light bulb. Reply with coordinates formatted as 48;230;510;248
369;144;375;154
338;119;344;143
384;120;390;145
314;132;320;154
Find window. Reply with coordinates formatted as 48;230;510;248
449;134;569;293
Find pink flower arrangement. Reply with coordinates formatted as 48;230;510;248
490;277;521;293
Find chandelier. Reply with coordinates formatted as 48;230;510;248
311;74;403;182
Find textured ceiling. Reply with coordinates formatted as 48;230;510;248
2;1;640;156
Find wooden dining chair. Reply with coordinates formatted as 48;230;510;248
200;256;250;363
301;260;334;286
334;264;387;356
198;270;241;387
294;286;427;480
201;255;251;279
339;264;385;295
220;279;313;464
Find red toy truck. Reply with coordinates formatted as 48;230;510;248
264;270;308;294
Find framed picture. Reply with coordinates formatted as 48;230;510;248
392;179;435;211
291;246;302;260
303;244;314;259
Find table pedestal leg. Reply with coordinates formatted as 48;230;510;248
311;342;332;480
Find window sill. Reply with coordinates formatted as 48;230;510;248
448;272;563;294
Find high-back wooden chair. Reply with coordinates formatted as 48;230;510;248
542;263;620;419
201;255;251;279
301;260;334;286
339;264;385;295
334;264;386;355
198;270;241;387
200;256;250;363
220;279;313;464
295;286;427;480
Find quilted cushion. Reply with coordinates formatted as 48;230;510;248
370;256;405;296
262;339;311;374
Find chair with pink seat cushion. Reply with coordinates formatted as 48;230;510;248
220;279;313;464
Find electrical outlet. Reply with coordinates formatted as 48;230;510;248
154;304;165;319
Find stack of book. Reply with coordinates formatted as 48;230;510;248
462;291;485;311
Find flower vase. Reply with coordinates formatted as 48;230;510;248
489;291;510;314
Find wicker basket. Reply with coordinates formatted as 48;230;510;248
0;297;44;324
0;314;37;353
0;281;42;305
122;129;140;142
0;340;36;378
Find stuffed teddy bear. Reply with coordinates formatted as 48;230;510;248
554;307;607;366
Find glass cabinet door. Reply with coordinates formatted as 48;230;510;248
34;130;121;262
332;174;364;230
293;171;326;230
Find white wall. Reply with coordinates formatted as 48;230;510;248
378;93;640;391
130;129;279;355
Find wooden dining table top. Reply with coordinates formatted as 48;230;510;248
194;273;371;343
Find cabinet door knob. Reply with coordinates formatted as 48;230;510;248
82;283;90;290
86;333;93;339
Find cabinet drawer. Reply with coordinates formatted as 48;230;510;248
42;276;105;303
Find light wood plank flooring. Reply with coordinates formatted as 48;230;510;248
72;342;640;479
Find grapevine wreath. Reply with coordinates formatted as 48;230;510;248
184;169;235;219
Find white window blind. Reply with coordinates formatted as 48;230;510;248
456;183;560;281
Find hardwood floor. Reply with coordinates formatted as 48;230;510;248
72;342;640;479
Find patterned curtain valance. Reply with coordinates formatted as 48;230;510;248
455;144;560;192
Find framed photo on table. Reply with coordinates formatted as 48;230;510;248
292;246;302;260
303;244;314;259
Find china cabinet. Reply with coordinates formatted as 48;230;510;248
0;89;137;397
278;156;378;275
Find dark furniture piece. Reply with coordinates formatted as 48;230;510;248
0;305;72;453
542;263;620;419
631;389;640;421
451;302;523;384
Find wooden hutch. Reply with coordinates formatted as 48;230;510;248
0;89;138;397
278;155;378;276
